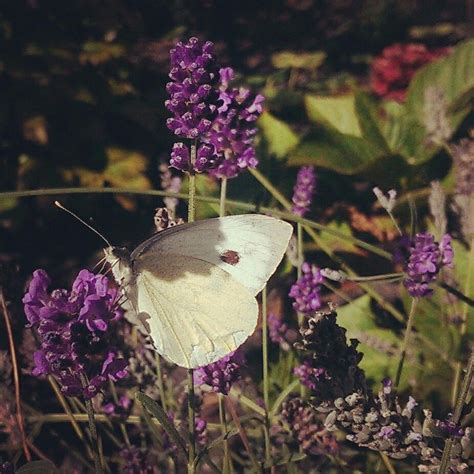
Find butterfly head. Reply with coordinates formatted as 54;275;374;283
104;246;134;287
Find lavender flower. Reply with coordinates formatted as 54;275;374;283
166;37;220;140
169;142;216;174
102;395;132;420
23;269;127;399
268;313;296;351
120;445;154;474
403;232;453;297
0;462;13;474
195;417;208;447
294;360;329;391
281;397;338;456
292;166;316;216
205;67;264;178
289;262;323;315
194;350;243;395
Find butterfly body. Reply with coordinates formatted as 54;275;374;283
105;214;292;368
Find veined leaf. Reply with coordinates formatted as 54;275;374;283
258;111;300;159
305;94;362;137
16;461;58;474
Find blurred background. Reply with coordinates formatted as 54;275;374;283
0;0;472;280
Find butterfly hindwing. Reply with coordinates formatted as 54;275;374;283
134;254;258;368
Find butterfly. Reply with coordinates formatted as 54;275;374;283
103;214;292;369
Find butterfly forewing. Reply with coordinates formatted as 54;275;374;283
131;214;293;296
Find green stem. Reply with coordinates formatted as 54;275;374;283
451;234;474;405
187;369;196;474
439;349;474;474
218;394;231;474
0;186;391;259
347;272;404;282
81;378;103;474
219;177;228;217
108;380;130;447
156;354;168;414
261;286;272;467
394;298;419;389
187;141;197;474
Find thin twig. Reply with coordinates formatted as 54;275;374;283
0;287;31;461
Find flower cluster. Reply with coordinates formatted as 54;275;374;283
289;262;323;315
120;445;154;474
295;307;366;401
403;232;453;297
324;379;423;459
166;37;220;174
23;269;127;398
194;350;243;395
166;37;220;140
167;38;264;177
281;396;338;456
291;166;316;217
268;313;296;351
205;67;264;178
371;43;450;102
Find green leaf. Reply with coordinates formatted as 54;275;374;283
136;391;188;458
194;427;239;469
354;91;390;152
406;39;474;120
271;51;326;70
305;94;362;136
288;126;381;174
16;461;58;473
337;295;405;385
258;112;299;159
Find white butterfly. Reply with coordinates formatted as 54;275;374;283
104;214;293;369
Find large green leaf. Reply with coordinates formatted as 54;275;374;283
354;91;390;152
305;94;362;136
406;39;474;121
337;295;405;385
258;111;300;159
287;126;382;174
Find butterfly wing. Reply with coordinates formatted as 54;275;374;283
131;214;293;296
133;254;258;368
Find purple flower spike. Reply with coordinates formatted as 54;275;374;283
403;232;453;297
292;166;316;217
289;262;323;315
166;37;220;140
23;269;127;399
206;68;264;179
194;350;243;395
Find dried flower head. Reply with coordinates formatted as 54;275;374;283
296;307;366;401
154;207;184;233
428;181;447;237
373;187;397;213
423;87;452;145
281;396;338;456
292;166;316;217
23;269;127;398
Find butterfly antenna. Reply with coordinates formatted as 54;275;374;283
93;256;107;272
54;201;112;247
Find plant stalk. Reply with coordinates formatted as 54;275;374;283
0;287;31;461
394;298;419;388
219;177;228;217
451;234;474;405
439;349;474;474
262;286;272;467
218;394;231;473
